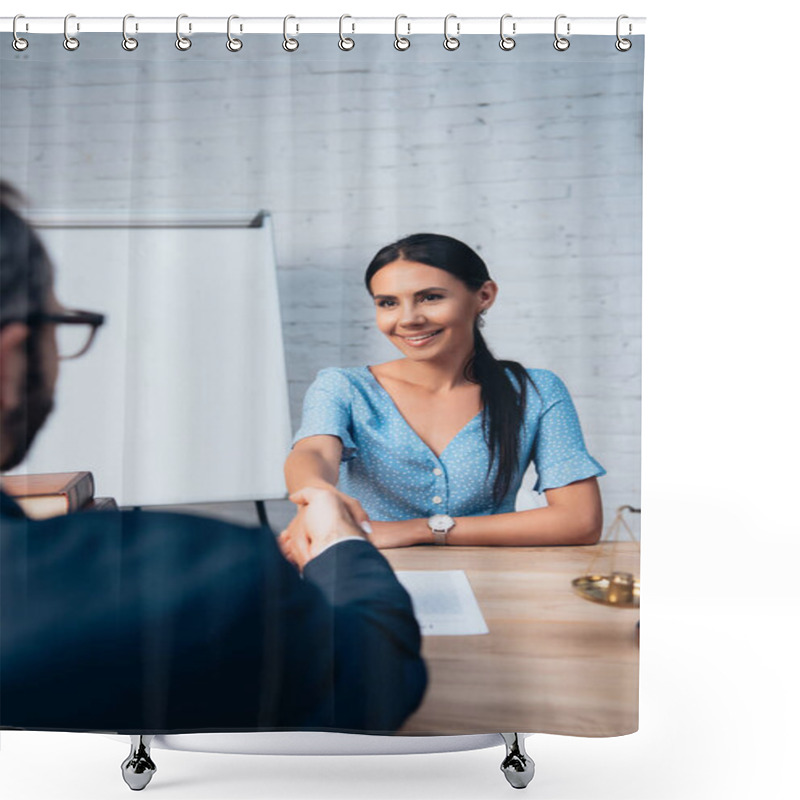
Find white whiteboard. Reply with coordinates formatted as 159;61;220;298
13;215;291;506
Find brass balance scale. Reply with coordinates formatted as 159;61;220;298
572;505;640;609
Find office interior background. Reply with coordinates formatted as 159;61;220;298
0;32;642;533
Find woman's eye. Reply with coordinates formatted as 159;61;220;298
423;294;443;302
377;299;396;308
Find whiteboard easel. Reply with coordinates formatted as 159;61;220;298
15;212;291;507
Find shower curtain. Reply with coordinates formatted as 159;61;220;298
1;27;643;742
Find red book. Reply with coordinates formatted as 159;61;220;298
2;471;95;519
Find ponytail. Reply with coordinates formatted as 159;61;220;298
466;326;534;505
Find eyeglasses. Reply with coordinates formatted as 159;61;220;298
28;308;106;360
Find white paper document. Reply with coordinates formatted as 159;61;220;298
395;571;489;636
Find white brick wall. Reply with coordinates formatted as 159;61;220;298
1;34;643;536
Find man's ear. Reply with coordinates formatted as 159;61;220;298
0;323;30;413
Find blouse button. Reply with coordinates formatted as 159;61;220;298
433;467;443;476
432;496;443;505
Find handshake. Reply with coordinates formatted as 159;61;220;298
278;486;373;570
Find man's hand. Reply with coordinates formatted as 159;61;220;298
278;505;314;567
279;486;369;570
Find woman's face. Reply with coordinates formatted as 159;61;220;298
369;260;497;363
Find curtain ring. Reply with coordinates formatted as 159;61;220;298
283;15;299;52
394;15;410;51
615;15;632;51
443;14;460;51
499;14;515;51
338;14;355;51
553;14;570;51
63;14;80;51
122;14;138;51
175;14;192;50
226;15;243;51
12;15;29;52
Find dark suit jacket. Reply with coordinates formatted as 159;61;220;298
0;492;426;734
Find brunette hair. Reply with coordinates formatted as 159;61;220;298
365;233;535;505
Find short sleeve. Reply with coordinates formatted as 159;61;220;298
530;372;606;493
292;369;357;461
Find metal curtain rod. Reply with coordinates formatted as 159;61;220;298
1;16;645;36
28;210;268;228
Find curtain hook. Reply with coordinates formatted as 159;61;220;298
443;14;460;51
499;13;516;51
175;14;192;50
283;15;299;51
226;15;243;51
63;13;80;51
338;14;355;51
12;15;29;52
553;14;570;51
393;15;410;51
122;14;138;51
615;15;632;51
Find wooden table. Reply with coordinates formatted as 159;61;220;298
384;542;639;737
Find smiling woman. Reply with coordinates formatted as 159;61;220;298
281;233;606;555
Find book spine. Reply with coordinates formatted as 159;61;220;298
67;473;95;511
83;497;118;512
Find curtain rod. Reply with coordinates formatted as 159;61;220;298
28;210;268;228
1;16;645;36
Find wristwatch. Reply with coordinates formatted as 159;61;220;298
428;514;455;545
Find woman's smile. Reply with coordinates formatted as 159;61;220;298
397;329;444;347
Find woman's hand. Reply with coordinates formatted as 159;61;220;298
296;481;372;534
367;519;430;549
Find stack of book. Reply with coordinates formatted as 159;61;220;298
1;471;118;519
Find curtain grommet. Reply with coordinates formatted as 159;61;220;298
226;15;243;52
121;14;138;51
394;15;410;51
615;15;633;51
63;14;80;51
338;14;355;51
553;15;570;52
282;15;299;52
12;15;29;51
443;14;460;51
499;14;516;51
175;14;192;51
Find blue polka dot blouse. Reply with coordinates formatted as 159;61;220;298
292;366;605;521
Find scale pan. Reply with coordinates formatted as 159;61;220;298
572;571;640;609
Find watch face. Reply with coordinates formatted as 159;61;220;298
429;514;454;532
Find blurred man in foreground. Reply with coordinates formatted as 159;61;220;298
0;180;426;737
